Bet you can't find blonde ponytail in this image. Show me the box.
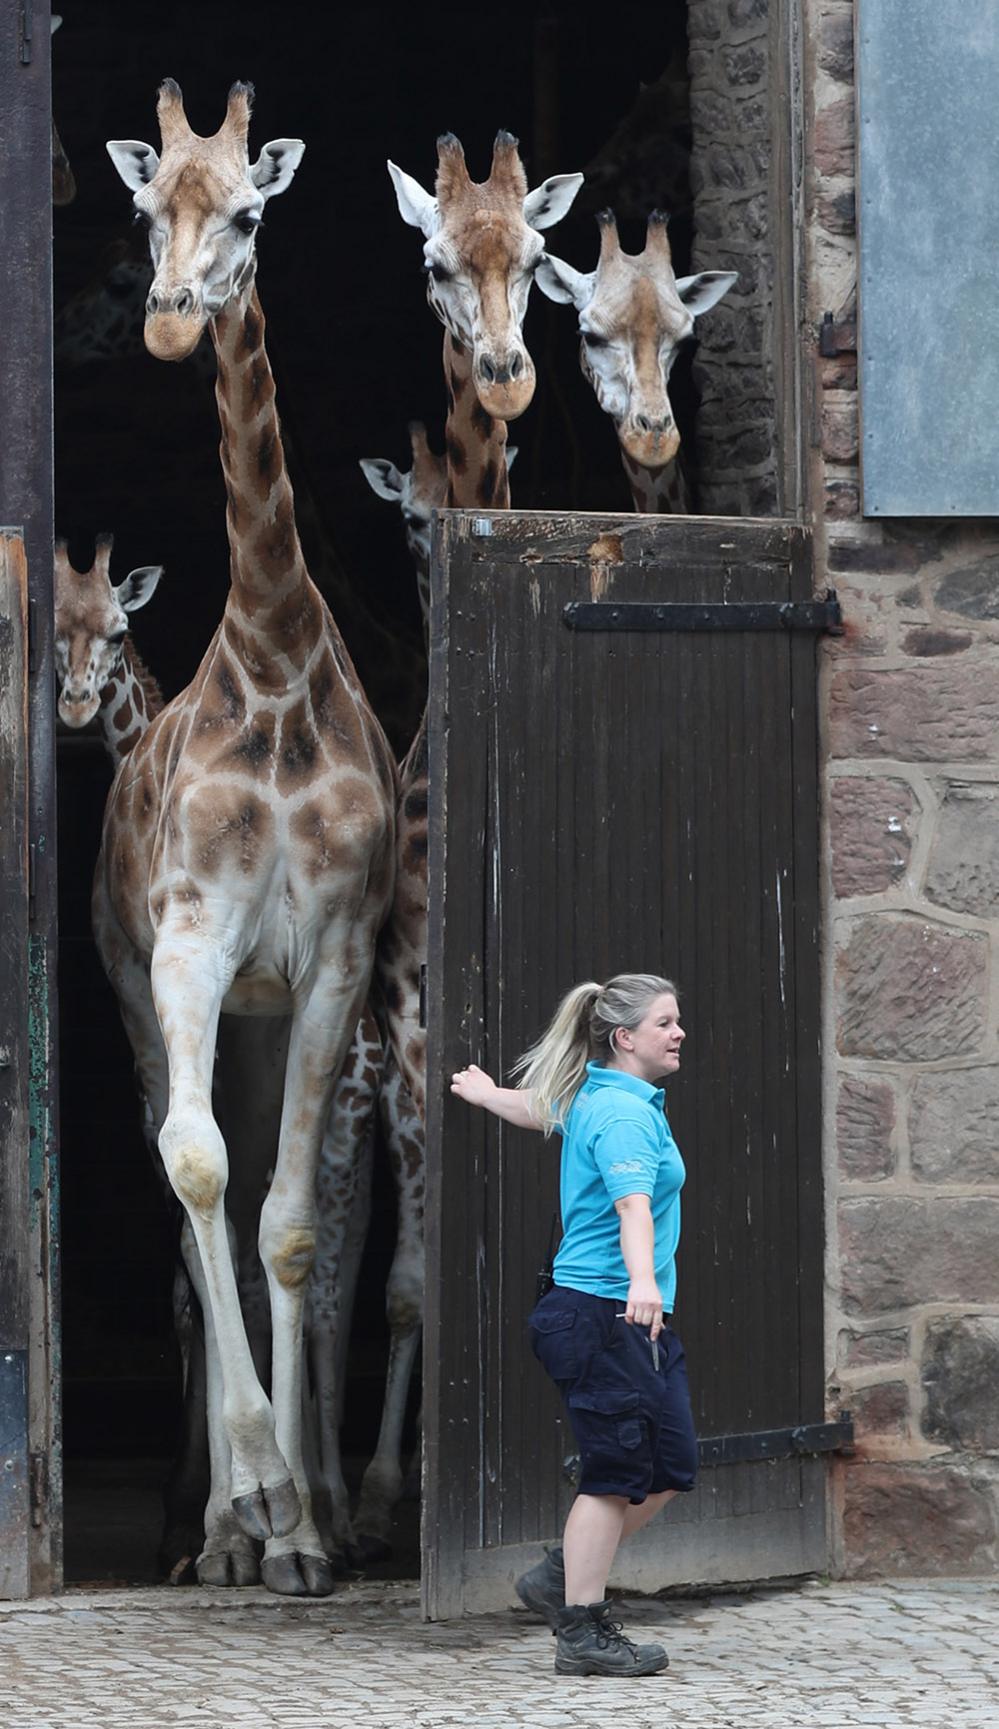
[512,971,678,1136]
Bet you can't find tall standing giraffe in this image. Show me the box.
[102,79,396,1597]
[537,209,737,513]
[381,133,582,1119]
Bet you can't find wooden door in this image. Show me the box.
[423,511,829,1617]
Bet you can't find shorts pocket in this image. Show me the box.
[569,1388,643,1452]
[529,1306,583,1380]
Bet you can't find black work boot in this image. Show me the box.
[514,1544,565,1628]
[554,1600,669,1677]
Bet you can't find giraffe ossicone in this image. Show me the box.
[536,208,737,508]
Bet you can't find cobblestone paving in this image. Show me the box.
[1,1576,998,1728]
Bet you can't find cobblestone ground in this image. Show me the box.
[2,1576,998,1729]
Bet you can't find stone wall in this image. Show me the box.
[806,0,999,1576]
[687,0,781,517]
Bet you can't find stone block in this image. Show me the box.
[922,1317,999,1453]
[836,917,988,1061]
[829,538,924,574]
[825,478,859,519]
[851,1380,909,1438]
[814,96,855,178]
[687,0,725,42]
[822,395,859,463]
[934,561,999,621]
[816,185,856,235]
[828,659,999,761]
[816,6,855,82]
[910,1067,999,1183]
[728,0,769,24]
[925,784,999,917]
[838,1327,910,1370]
[841,1463,996,1577]
[821,356,857,390]
[838,1197,999,1313]
[829,777,918,898]
[722,44,768,87]
[836,1075,896,1180]
[902,627,973,657]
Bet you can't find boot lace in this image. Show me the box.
[595,1612,637,1653]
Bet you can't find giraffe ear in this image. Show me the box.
[675,271,739,317]
[116,566,164,612]
[106,140,160,191]
[250,140,305,199]
[523,172,584,231]
[535,254,594,310]
[387,162,438,236]
[359,459,405,504]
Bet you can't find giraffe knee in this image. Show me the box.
[161,1115,227,1214]
[264,1225,317,1291]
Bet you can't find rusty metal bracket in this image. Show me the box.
[819,312,857,357]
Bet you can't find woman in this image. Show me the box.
[451,972,696,1679]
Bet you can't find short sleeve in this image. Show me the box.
[590,1108,662,1200]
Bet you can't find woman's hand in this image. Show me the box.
[449,1065,542,1129]
[450,1063,499,1109]
[624,1277,664,1339]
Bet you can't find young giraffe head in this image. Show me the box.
[388,133,582,420]
[537,210,737,468]
[54,536,163,727]
[360,422,516,621]
[106,80,304,362]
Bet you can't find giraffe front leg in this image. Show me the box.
[151,936,299,1544]
[257,975,369,1597]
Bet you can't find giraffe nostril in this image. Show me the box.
[480,356,497,384]
[510,352,524,380]
[146,290,160,316]
[175,288,194,317]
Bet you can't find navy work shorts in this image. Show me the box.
[527,1284,698,1504]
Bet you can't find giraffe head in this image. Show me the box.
[54,536,163,727]
[360,422,516,618]
[388,133,582,420]
[537,210,737,468]
[106,80,304,362]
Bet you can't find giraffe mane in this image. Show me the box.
[121,636,165,717]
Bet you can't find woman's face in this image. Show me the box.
[616,992,685,1083]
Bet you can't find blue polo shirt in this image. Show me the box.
[551,1062,685,1307]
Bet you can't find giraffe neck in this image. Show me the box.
[621,449,690,516]
[211,282,327,668]
[99,637,164,765]
[443,333,511,510]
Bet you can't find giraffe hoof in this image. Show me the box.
[232,1477,300,1541]
[353,1530,393,1566]
[197,1547,261,1588]
[260,1551,334,1597]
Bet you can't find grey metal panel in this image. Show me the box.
[858,3,999,515]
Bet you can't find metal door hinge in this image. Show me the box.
[29,1452,47,1528]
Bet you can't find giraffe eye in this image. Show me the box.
[428,263,452,284]
[107,630,127,646]
[132,208,152,229]
[233,211,262,236]
[582,331,608,349]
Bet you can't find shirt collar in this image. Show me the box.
[585,1060,665,1111]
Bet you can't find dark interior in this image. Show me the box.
[53,2,693,1584]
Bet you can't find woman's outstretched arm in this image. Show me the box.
[450,1063,541,1130]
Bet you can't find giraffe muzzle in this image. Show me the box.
[621,415,681,467]
[145,287,207,362]
[474,350,536,420]
[58,688,101,728]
